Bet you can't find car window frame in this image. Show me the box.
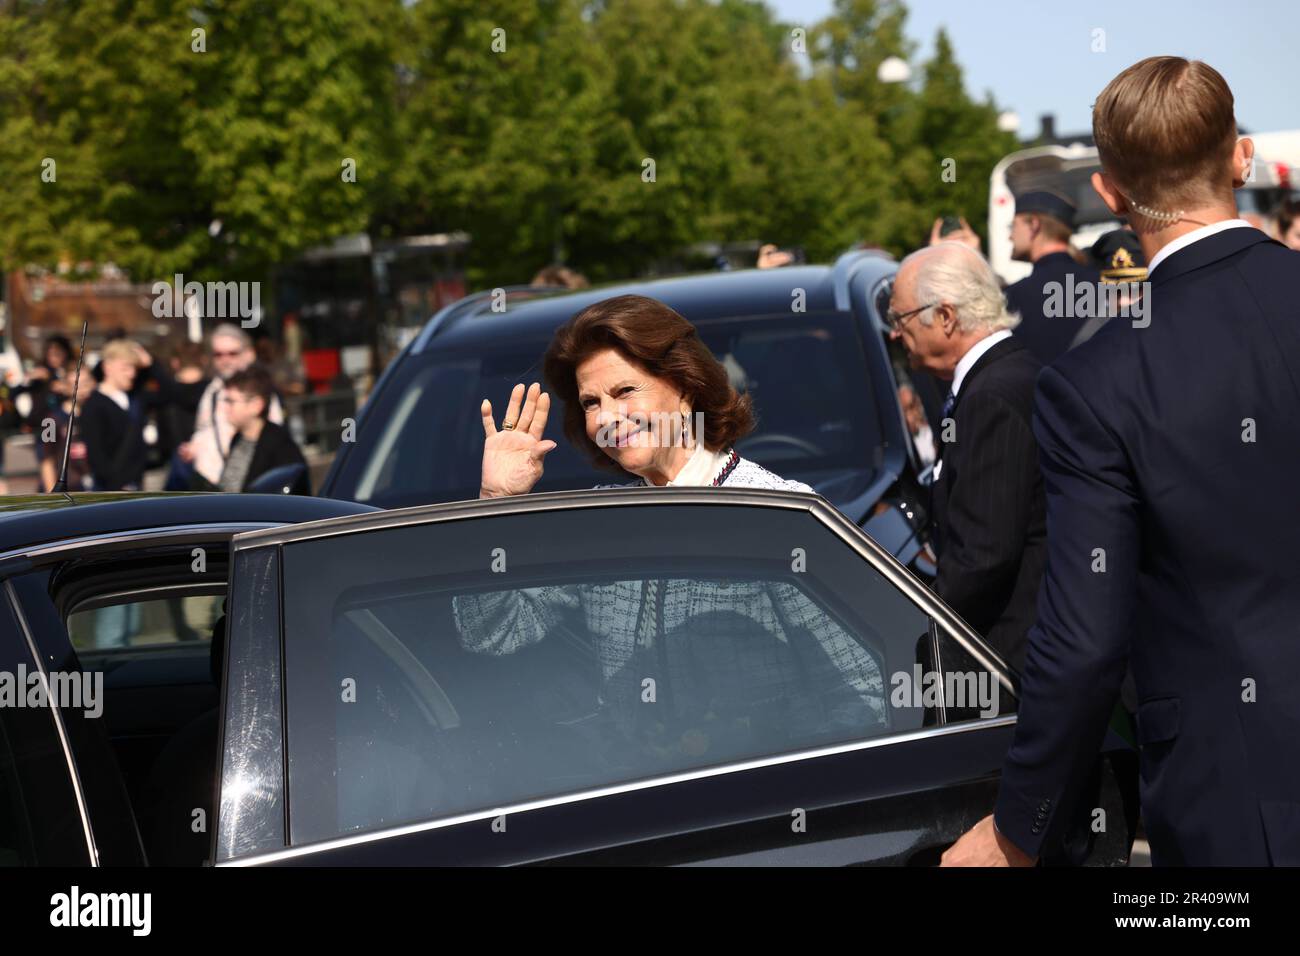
[217,488,1018,864]
[0,576,96,865]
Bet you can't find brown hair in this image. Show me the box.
[531,265,589,290]
[1092,57,1238,210]
[1030,213,1074,244]
[224,364,275,418]
[542,295,755,470]
[170,340,206,371]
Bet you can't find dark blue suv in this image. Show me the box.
[321,251,933,566]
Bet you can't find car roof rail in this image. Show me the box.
[411,285,571,354]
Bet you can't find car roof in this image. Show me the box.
[414,262,870,352]
[0,493,378,556]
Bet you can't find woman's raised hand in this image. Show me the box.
[479,382,558,498]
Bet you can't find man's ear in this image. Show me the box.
[1091,171,1127,217]
[1232,137,1255,189]
[937,303,959,335]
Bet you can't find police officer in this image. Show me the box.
[1004,191,1101,365]
[1063,228,1151,352]
[1090,227,1147,284]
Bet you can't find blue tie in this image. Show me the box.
[941,389,957,420]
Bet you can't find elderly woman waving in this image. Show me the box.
[478,294,813,495]
[457,294,886,754]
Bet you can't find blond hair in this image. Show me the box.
[1092,57,1238,211]
[100,339,140,365]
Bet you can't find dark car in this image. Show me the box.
[320,253,936,570]
[0,489,1136,866]
[0,492,376,867]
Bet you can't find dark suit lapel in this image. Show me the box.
[1150,227,1278,288]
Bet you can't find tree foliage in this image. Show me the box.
[0,0,1019,289]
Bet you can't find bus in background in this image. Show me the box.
[988,132,1299,284]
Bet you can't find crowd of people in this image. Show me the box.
[0,323,306,495]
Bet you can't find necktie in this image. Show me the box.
[941,389,957,420]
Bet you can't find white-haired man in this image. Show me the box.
[888,241,1046,673]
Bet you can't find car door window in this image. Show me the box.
[67,593,221,653]
[278,502,933,846]
[935,630,1017,723]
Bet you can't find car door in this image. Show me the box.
[0,576,94,865]
[0,523,275,867]
[215,488,1135,866]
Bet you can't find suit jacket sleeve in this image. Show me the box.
[993,364,1139,857]
[934,390,1037,628]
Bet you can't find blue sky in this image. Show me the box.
[766,0,1299,137]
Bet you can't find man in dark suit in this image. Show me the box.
[944,56,1300,867]
[1004,191,1101,366]
[889,241,1046,673]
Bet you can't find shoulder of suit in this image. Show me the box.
[968,338,1039,382]
[957,355,1040,425]
[1004,275,1031,301]
[1035,317,1134,409]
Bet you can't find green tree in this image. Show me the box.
[1,0,1021,291]
[0,0,404,282]
[810,3,1018,254]
[911,28,1019,248]
[390,0,624,286]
